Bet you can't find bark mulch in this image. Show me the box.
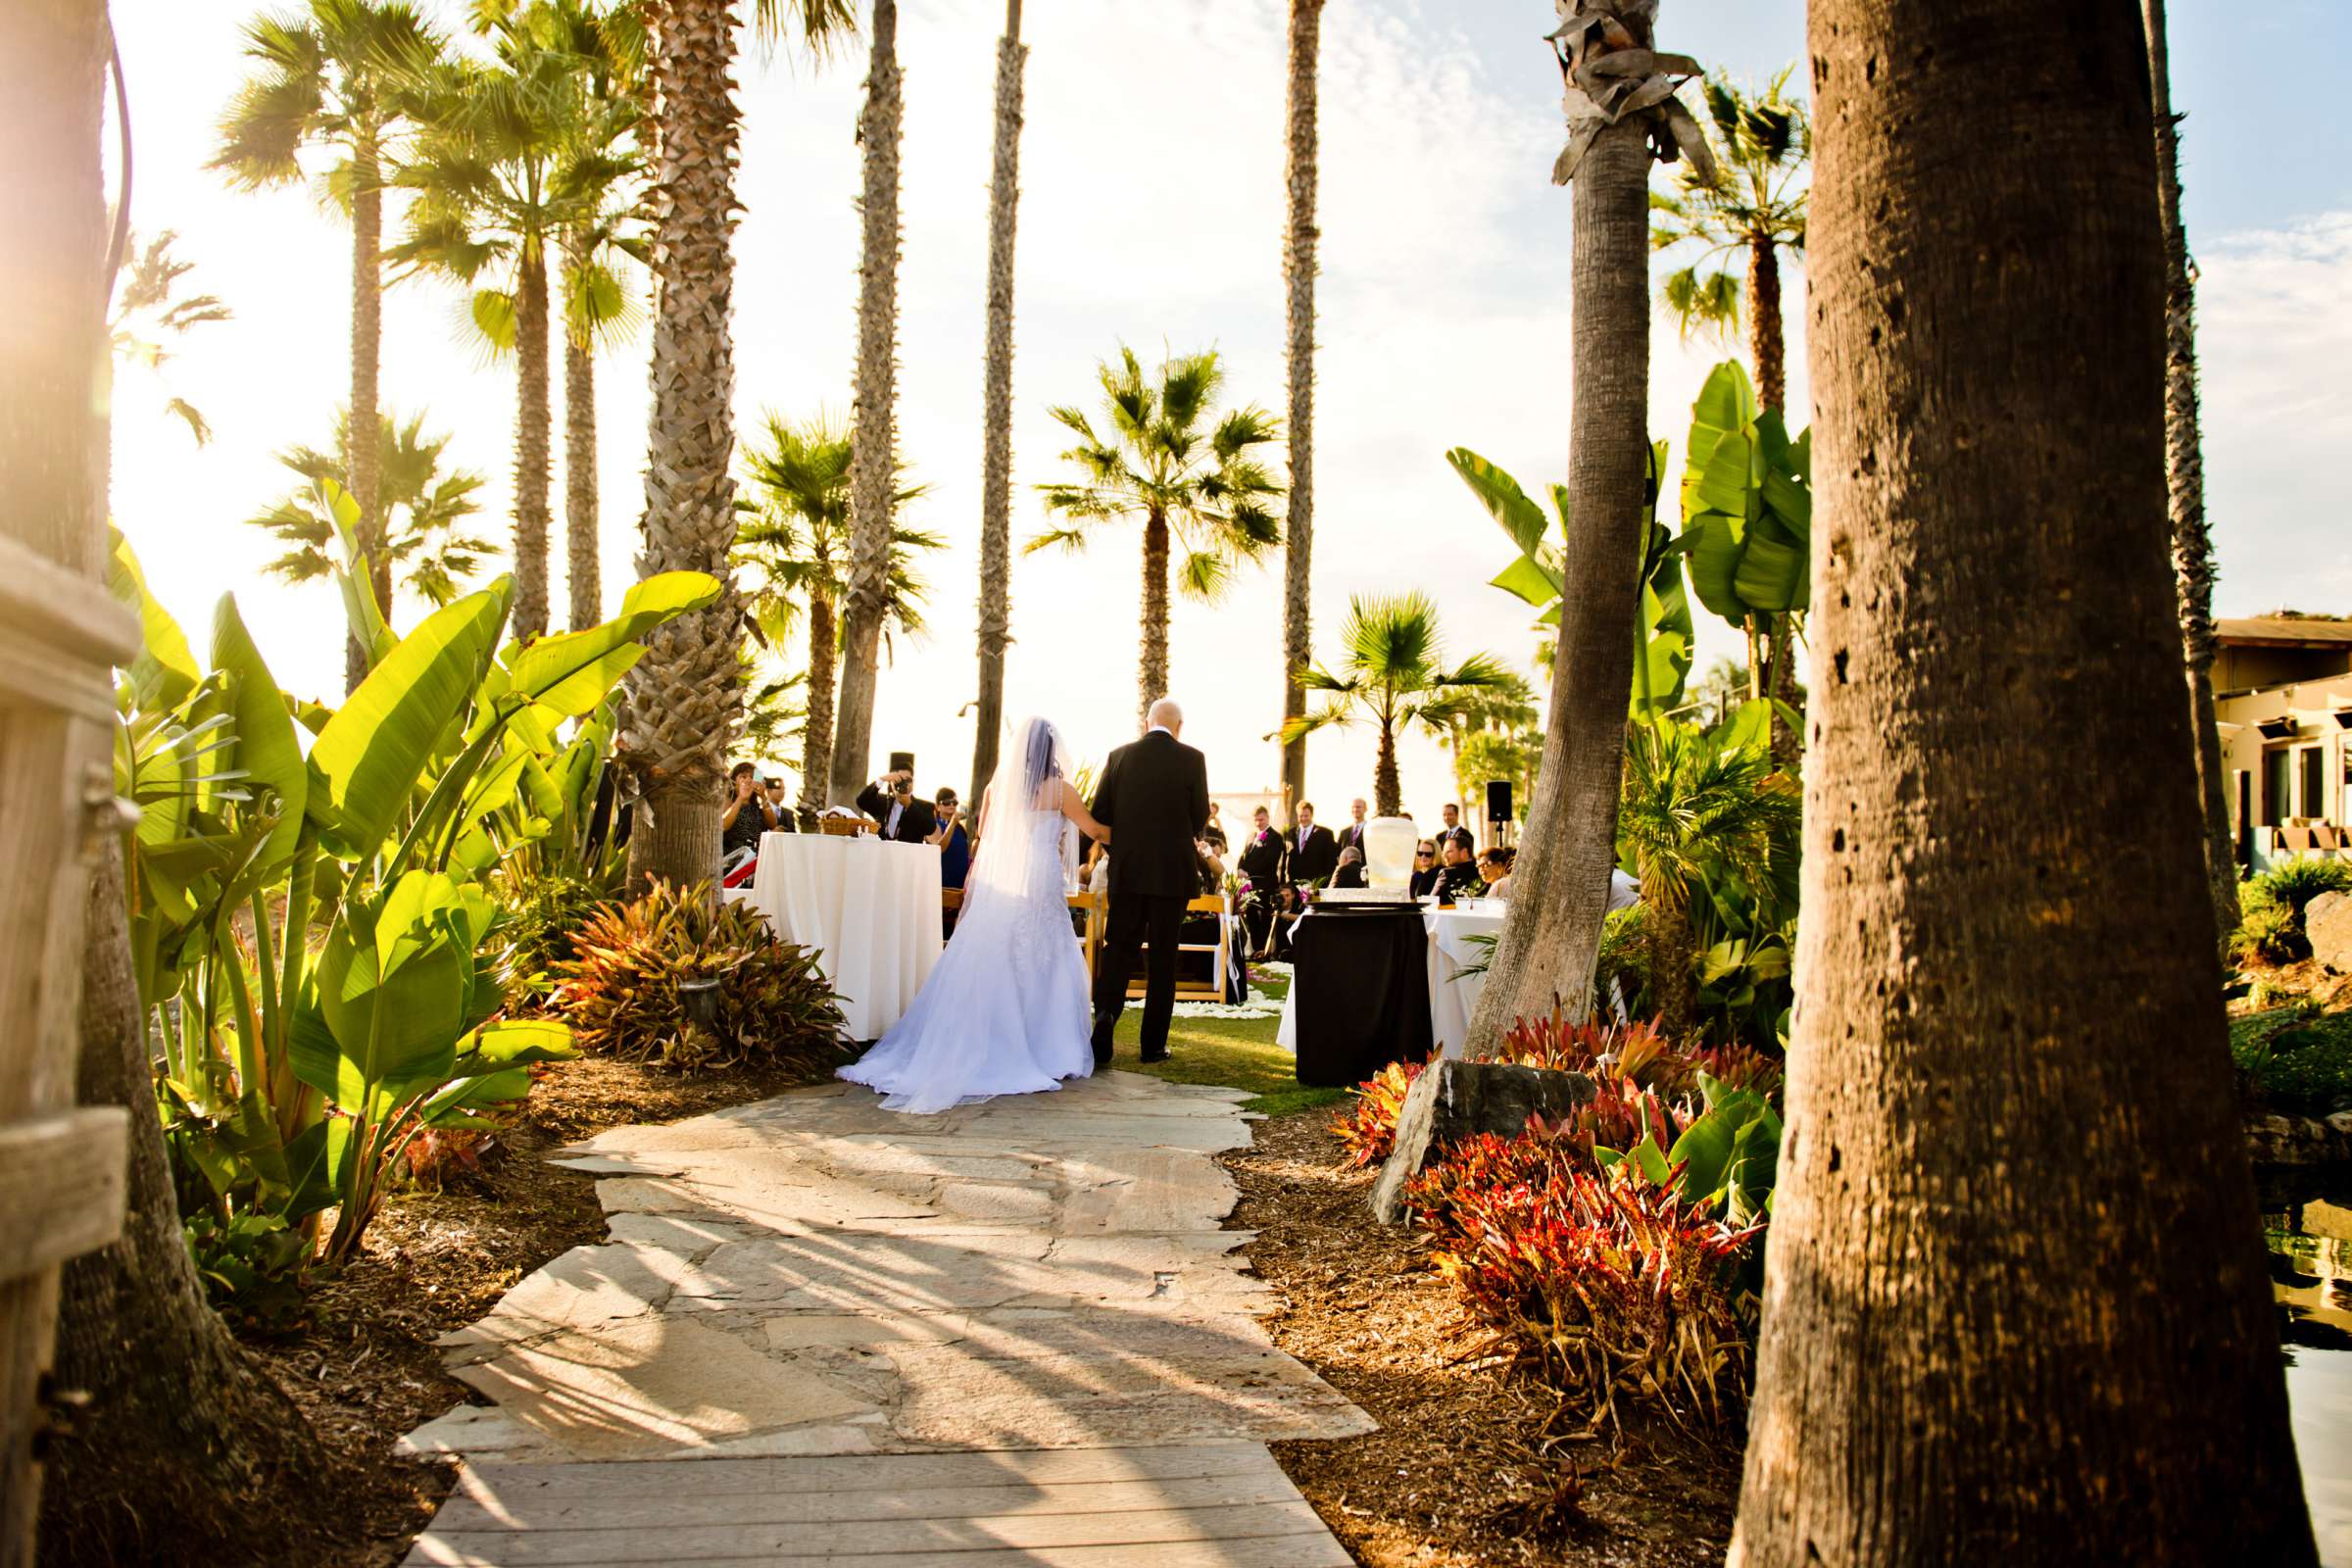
[243,1054,831,1568]
[1226,1107,1742,1567]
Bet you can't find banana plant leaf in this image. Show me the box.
[306,584,513,862]
[1446,447,1550,559]
[211,597,309,871]
[1681,365,1813,625]
[108,528,200,712]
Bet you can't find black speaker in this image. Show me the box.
[1486,779,1512,823]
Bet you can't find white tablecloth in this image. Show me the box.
[1425,906,1505,1060]
[744,833,942,1041]
[1276,903,1504,1059]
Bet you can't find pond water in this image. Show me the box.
[2268,1195,2352,1564]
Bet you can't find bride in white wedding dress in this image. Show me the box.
[839,716,1109,1113]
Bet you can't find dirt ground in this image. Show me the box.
[244,1054,831,1568]
[1226,1108,1743,1568]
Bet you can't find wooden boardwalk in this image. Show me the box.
[403,1443,1348,1567]
[396,1074,1368,1566]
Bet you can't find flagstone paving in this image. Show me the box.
[398,1071,1371,1566]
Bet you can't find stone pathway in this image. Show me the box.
[398,1071,1372,1566]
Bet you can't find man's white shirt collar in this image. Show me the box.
[1147,724,1173,737]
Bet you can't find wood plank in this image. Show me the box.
[443,1444,1278,1501]
[430,1471,1305,1534]
[406,1535,1353,1568]
[0,1107,126,1282]
[407,1500,1328,1564]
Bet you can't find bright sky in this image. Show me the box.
[106,0,2352,822]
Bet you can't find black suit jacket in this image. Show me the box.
[1289,824,1340,885]
[1434,823,1476,858]
[856,783,938,845]
[1236,829,1288,891]
[1089,730,1209,900]
[1337,820,1371,858]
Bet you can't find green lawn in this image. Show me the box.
[1108,974,1347,1117]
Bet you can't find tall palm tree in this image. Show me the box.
[1279,0,1324,821]
[1460,4,1712,1059]
[1647,69,1807,412]
[212,0,443,691]
[1278,593,1510,818]
[1031,346,1284,725]
[1731,0,2312,1559]
[1614,722,1797,1040]
[1418,665,1540,793]
[542,0,651,632]
[108,230,232,446]
[2144,0,2236,941]
[390,6,640,640]
[826,0,906,808]
[620,0,855,892]
[737,412,940,818]
[23,7,330,1556]
[967,0,1027,818]
[245,408,495,612]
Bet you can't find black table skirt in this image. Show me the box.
[1291,906,1433,1088]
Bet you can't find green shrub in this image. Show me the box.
[500,871,614,998]
[2253,858,2352,919]
[2231,1004,2352,1115]
[2230,887,2302,966]
[553,880,848,1073]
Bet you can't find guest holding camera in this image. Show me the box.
[928,786,970,887]
[857,768,939,845]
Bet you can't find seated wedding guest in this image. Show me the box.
[721,760,775,871]
[1408,840,1444,898]
[1331,845,1367,890]
[1289,802,1340,886]
[1608,865,1641,913]
[762,774,798,831]
[1268,882,1305,960]
[856,766,939,844]
[1437,839,1483,903]
[1434,802,1476,859]
[1477,846,1515,900]
[929,786,971,887]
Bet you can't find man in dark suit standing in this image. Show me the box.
[1289,802,1340,886]
[1433,802,1477,859]
[1337,798,1371,859]
[1089,698,1210,1066]
[856,768,939,844]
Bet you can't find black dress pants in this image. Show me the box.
[1091,892,1186,1062]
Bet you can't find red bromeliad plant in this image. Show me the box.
[1331,1059,1426,1167]
[1415,1153,1761,1432]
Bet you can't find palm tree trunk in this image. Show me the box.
[621,0,747,895]
[969,0,1025,815]
[2144,0,2237,941]
[512,244,553,640]
[1746,232,1785,414]
[828,0,904,808]
[1731,1,2310,1559]
[800,594,836,819]
[347,140,384,693]
[1278,0,1323,817]
[1139,505,1171,726]
[564,237,601,632]
[1461,120,1652,1056]
[1767,612,1798,765]
[1641,884,1696,1042]
[45,850,340,1567]
[1373,718,1400,818]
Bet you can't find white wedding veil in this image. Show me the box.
[965,715,1078,905]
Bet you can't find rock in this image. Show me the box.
[2309,890,2352,971]
[2245,1109,2352,1168]
[1369,1057,1596,1223]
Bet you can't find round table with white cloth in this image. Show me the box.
[744,833,942,1041]
[1424,906,1505,1059]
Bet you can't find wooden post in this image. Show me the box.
[0,2,135,1556]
